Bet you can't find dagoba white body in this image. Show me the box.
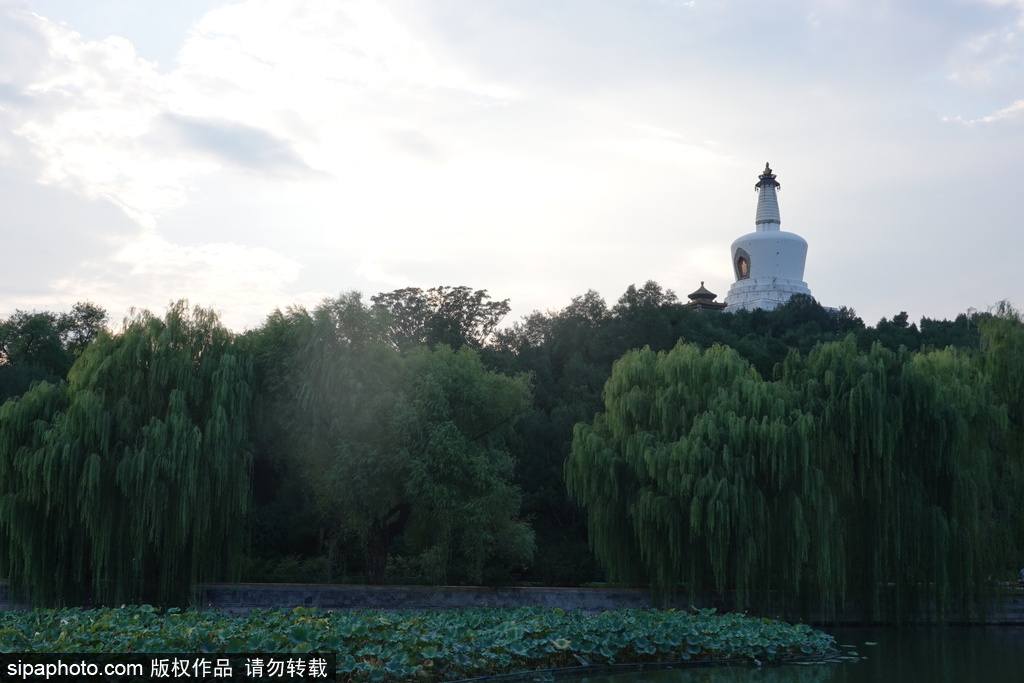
[724,163,813,312]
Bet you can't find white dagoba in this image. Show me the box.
[724,163,813,312]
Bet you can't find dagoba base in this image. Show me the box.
[723,276,812,312]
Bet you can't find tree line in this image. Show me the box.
[0,284,1017,618]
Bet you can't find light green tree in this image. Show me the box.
[568,333,1018,620]
[566,342,838,608]
[785,337,1007,620]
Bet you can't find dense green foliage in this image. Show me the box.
[0,605,838,680]
[0,302,107,403]
[566,305,1024,620]
[249,293,534,585]
[0,283,1014,619]
[0,302,254,606]
[370,286,511,353]
[491,286,986,588]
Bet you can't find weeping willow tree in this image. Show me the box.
[568,333,1019,621]
[783,337,1008,621]
[0,302,254,606]
[566,343,841,612]
[976,301,1024,584]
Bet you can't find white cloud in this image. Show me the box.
[967,0,1024,8]
[7,0,522,232]
[1,0,528,328]
[183,0,519,99]
[163,0,524,196]
[354,254,410,292]
[943,98,1024,123]
[947,28,1023,85]
[605,123,738,169]
[2,0,1024,333]
[7,18,188,229]
[50,233,312,331]
[984,98,1024,120]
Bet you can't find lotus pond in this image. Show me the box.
[0,605,838,680]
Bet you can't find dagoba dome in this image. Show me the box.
[724,163,814,311]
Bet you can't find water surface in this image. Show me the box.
[557,626,1024,683]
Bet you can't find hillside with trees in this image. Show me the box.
[0,285,1017,619]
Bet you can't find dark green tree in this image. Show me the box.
[0,302,108,403]
[0,311,66,371]
[57,302,108,357]
[919,312,982,351]
[866,311,922,352]
[0,302,253,606]
[609,281,681,353]
[253,293,534,584]
[370,286,510,353]
[490,290,617,585]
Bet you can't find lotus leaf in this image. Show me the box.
[0,605,836,680]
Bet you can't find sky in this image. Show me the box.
[1,0,1023,332]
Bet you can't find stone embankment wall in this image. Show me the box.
[196,584,660,615]
[4,581,1024,625]
[196,583,1024,625]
